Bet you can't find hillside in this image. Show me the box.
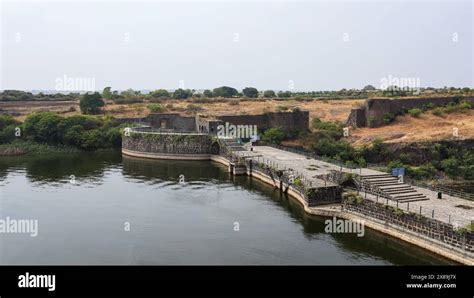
[348,110,474,146]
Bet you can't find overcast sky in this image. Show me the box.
[1,0,472,91]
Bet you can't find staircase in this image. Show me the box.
[220,138,247,152]
[359,173,429,203]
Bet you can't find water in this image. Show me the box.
[0,152,454,265]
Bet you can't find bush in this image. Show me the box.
[431,107,445,116]
[383,113,396,124]
[408,108,422,118]
[80,92,104,115]
[242,87,258,98]
[367,116,377,127]
[262,127,286,144]
[213,86,238,98]
[203,89,213,98]
[263,90,276,98]
[186,104,202,113]
[277,91,292,98]
[172,89,192,99]
[151,89,170,98]
[148,104,165,113]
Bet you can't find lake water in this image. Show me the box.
[0,152,454,265]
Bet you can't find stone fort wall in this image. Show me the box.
[127,110,310,134]
[122,132,214,156]
[347,96,474,127]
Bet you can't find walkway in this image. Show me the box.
[234,146,474,227]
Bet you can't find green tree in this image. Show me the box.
[80,92,104,115]
[172,88,192,99]
[151,89,170,98]
[212,86,238,98]
[242,87,258,98]
[262,127,286,144]
[203,89,213,98]
[263,90,276,98]
[102,87,112,99]
[277,91,292,98]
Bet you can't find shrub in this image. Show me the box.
[408,108,422,118]
[262,127,286,144]
[263,90,276,98]
[148,104,165,113]
[172,89,192,99]
[186,104,202,113]
[151,89,170,98]
[213,86,238,98]
[431,107,445,116]
[383,113,396,124]
[242,87,258,98]
[80,92,104,115]
[367,116,377,127]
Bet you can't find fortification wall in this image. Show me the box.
[347,96,474,127]
[218,110,309,133]
[145,113,196,132]
[122,132,214,156]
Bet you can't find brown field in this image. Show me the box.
[2,98,473,146]
[348,110,474,146]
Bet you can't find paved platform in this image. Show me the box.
[235,146,474,227]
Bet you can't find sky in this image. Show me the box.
[1,0,473,91]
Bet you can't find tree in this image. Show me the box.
[362,85,376,91]
[212,86,238,98]
[263,90,276,98]
[102,87,112,99]
[203,89,213,98]
[172,88,192,99]
[277,91,292,98]
[242,87,258,98]
[151,89,170,98]
[80,92,104,115]
[262,127,286,144]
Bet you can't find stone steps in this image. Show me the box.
[359,174,429,203]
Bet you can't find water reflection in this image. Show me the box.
[0,152,456,265]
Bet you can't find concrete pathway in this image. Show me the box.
[235,146,474,227]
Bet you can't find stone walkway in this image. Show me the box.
[235,146,474,227]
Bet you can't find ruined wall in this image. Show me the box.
[122,132,214,155]
[145,113,196,132]
[347,96,474,127]
[346,107,366,128]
